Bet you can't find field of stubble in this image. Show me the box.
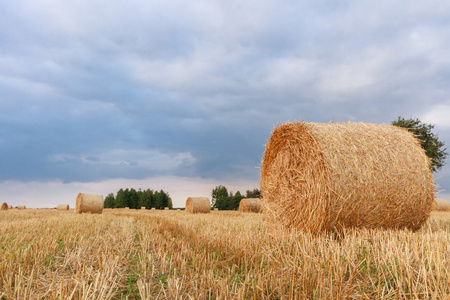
[0,209,449,299]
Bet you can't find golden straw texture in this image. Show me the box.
[0,203,7,211]
[432,198,450,211]
[239,198,262,213]
[56,204,69,210]
[185,197,211,213]
[260,122,435,234]
[75,193,103,214]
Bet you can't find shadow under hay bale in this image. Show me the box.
[75,193,103,214]
[0,203,8,211]
[260,122,435,234]
[56,204,69,210]
[239,198,262,213]
[185,197,211,214]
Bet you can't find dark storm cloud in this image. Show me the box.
[1,0,450,196]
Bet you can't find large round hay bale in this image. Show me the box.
[75,193,103,214]
[432,198,450,211]
[18,205,26,210]
[56,204,69,210]
[185,197,211,213]
[0,203,8,211]
[261,122,435,234]
[239,198,262,213]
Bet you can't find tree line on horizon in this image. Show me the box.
[104,188,173,209]
[211,186,261,210]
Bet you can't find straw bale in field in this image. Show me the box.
[56,204,69,210]
[8,205,12,209]
[214,208,219,211]
[260,122,435,234]
[164,207,169,210]
[75,193,103,214]
[18,205,26,210]
[0,203,8,211]
[151,207,156,210]
[185,197,211,213]
[239,198,262,213]
[432,198,450,211]
[141,207,146,210]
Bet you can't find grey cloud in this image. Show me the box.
[0,0,449,194]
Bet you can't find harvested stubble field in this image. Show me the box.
[0,209,449,299]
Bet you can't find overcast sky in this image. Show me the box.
[1,1,450,208]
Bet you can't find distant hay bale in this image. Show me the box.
[141,207,146,210]
[185,197,211,214]
[56,204,69,210]
[125,207,129,210]
[432,198,450,211]
[8,205,12,209]
[151,208,156,210]
[164,207,169,210]
[0,203,8,211]
[239,198,262,213]
[18,205,26,210]
[75,193,103,214]
[214,208,219,211]
[261,122,435,234]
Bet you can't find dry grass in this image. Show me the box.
[0,209,449,299]
[261,122,435,234]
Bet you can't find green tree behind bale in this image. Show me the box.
[105,188,172,209]
[245,188,261,198]
[212,186,251,210]
[212,185,230,210]
[392,117,448,172]
[104,193,116,208]
[230,191,244,209]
